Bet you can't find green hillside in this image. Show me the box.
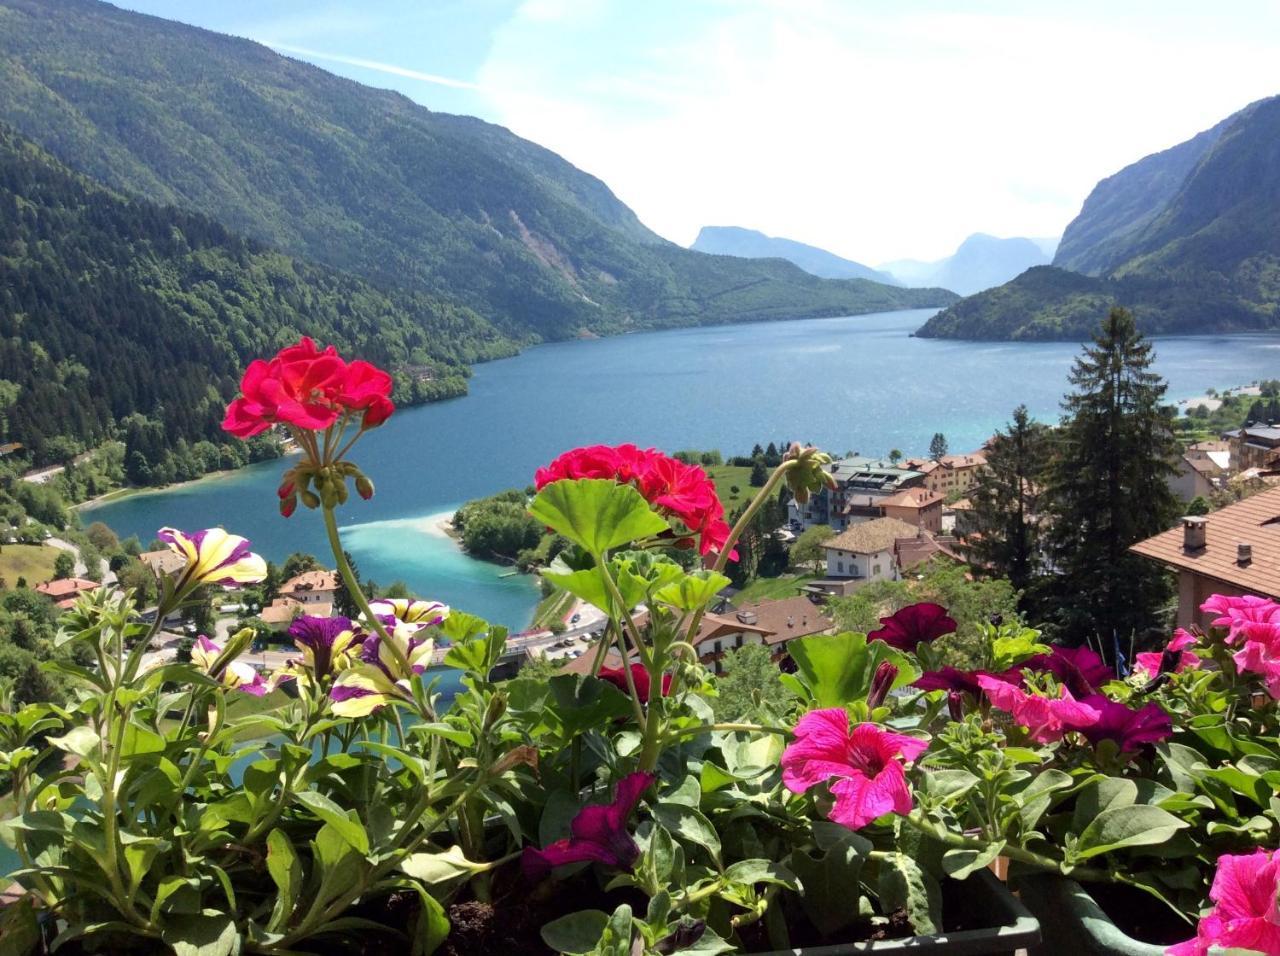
[0,0,954,342]
[0,125,514,465]
[921,95,1280,340]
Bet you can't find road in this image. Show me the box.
[20,451,96,485]
[46,536,116,584]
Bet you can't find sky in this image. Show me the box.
[116,1,1280,263]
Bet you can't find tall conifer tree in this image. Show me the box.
[964,405,1049,592]
[1044,308,1180,645]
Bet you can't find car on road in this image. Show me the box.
[570,613,581,624]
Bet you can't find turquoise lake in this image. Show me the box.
[85,308,1280,629]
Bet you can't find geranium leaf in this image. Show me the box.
[786,632,919,708]
[529,479,668,557]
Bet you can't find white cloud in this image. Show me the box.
[475,1,1280,262]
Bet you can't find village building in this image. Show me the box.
[878,487,944,534]
[1130,485,1280,628]
[1229,426,1280,473]
[260,569,339,629]
[787,457,927,532]
[1168,454,1224,503]
[139,548,187,577]
[559,595,834,676]
[35,577,101,610]
[902,451,988,497]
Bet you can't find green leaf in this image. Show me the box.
[540,910,611,955]
[410,888,450,956]
[941,843,1004,880]
[529,479,669,557]
[47,725,100,759]
[786,631,920,708]
[1071,777,1138,834]
[723,859,798,889]
[161,912,241,956]
[651,803,721,866]
[653,571,733,613]
[541,564,612,614]
[400,846,497,885]
[877,852,942,936]
[265,830,301,933]
[788,828,870,936]
[292,791,369,854]
[0,896,41,956]
[1074,805,1188,860]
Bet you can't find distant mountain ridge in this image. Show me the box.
[920,95,1280,340]
[0,0,954,343]
[690,226,899,284]
[881,233,1054,296]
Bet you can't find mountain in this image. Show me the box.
[880,233,1054,295]
[0,0,954,343]
[690,226,899,284]
[920,95,1280,340]
[0,124,513,465]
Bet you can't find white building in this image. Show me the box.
[822,517,919,583]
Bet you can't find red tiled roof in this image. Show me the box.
[879,488,945,510]
[36,577,99,598]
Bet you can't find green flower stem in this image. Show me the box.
[902,811,1115,883]
[594,559,650,729]
[321,502,420,707]
[663,721,791,743]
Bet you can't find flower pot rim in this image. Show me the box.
[749,869,1041,955]
[1015,873,1168,956]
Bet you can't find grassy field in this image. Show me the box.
[706,465,756,511]
[0,544,59,587]
[732,574,816,604]
[532,589,574,630]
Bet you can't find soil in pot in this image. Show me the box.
[1083,881,1195,947]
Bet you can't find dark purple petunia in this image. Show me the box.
[288,615,357,679]
[914,665,1020,695]
[1022,645,1111,697]
[866,661,899,708]
[867,602,957,652]
[522,772,656,881]
[1074,695,1172,753]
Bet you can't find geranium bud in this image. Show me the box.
[783,443,836,505]
[947,689,965,722]
[867,661,898,709]
[355,475,374,500]
[300,489,321,510]
[279,494,298,518]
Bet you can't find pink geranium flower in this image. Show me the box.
[1075,695,1172,753]
[781,709,928,830]
[977,676,1101,744]
[867,602,957,652]
[1167,848,1280,956]
[1021,644,1112,697]
[522,772,656,880]
[1134,629,1200,680]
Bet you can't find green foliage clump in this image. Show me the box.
[453,489,545,562]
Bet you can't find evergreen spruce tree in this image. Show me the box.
[963,405,1049,592]
[929,432,949,460]
[1044,308,1180,646]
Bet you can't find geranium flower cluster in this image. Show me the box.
[1205,594,1280,699]
[222,337,394,438]
[535,444,736,558]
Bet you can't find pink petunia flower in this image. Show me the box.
[867,602,957,653]
[1201,594,1280,645]
[522,772,656,880]
[1134,629,1201,680]
[1233,631,1280,700]
[1075,695,1172,753]
[977,676,1101,744]
[781,709,928,830]
[914,665,1021,696]
[1166,848,1280,956]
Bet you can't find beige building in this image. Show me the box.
[903,451,988,497]
[879,487,944,534]
[1131,486,1280,627]
[261,569,340,629]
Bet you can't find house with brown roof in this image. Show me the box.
[879,487,944,534]
[1130,485,1280,627]
[1169,455,1223,502]
[1229,426,1280,472]
[904,451,988,497]
[139,549,187,577]
[260,569,339,629]
[558,595,834,676]
[820,518,920,590]
[35,577,101,610]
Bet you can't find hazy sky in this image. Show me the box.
[117,1,1280,263]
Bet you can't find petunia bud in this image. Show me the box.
[355,475,374,500]
[867,661,898,709]
[947,689,965,722]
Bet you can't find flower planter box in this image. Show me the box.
[752,870,1041,955]
[1014,874,1167,956]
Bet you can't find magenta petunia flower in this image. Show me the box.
[1166,848,1280,956]
[1075,695,1172,753]
[867,602,957,652]
[914,665,1021,696]
[1134,629,1200,680]
[977,676,1100,744]
[522,772,656,880]
[1021,644,1112,697]
[781,709,928,830]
